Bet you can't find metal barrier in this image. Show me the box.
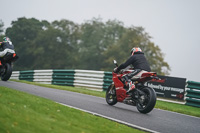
[10,69,200,107]
[10,69,113,90]
[20,70,34,81]
[34,70,53,84]
[186,81,200,107]
[52,70,75,86]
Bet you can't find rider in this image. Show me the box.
[114,47,151,93]
[0,37,15,67]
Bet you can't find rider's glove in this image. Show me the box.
[113,67,118,73]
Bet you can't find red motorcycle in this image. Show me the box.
[106,60,159,114]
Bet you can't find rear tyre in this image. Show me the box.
[136,87,156,114]
[1,63,12,81]
[106,84,117,105]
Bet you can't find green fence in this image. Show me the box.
[11,69,113,90]
[10,69,200,107]
[52,69,75,86]
[186,81,200,107]
[19,70,34,82]
[103,72,113,90]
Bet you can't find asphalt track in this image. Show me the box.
[1,81,200,133]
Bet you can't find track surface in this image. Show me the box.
[1,81,200,133]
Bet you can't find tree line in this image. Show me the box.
[0,17,170,75]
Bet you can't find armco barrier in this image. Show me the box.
[10,71,20,80]
[20,70,34,81]
[10,69,113,90]
[52,70,75,86]
[186,81,200,107]
[34,70,53,84]
[74,70,111,89]
[10,69,200,107]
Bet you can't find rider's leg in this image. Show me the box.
[127,81,135,92]
[125,69,142,93]
[0,50,7,58]
[121,75,129,89]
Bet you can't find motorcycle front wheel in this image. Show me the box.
[136,87,157,114]
[1,63,12,81]
[106,84,117,105]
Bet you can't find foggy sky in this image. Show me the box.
[1,0,200,81]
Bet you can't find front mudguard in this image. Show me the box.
[106,84,118,105]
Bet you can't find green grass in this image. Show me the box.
[11,80,200,117]
[155,100,200,117]
[0,86,144,133]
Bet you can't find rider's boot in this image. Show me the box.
[126,81,135,94]
[124,81,129,90]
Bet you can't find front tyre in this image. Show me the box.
[136,87,156,114]
[1,63,12,81]
[106,84,117,105]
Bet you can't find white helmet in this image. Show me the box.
[131,47,142,55]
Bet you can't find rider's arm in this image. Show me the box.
[116,56,134,72]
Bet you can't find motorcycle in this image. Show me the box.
[0,52,18,81]
[106,60,160,114]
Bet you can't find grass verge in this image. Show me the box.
[11,80,200,117]
[0,86,144,133]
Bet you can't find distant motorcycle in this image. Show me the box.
[0,52,18,81]
[106,60,160,114]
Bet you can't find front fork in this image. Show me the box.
[109,84,116,94]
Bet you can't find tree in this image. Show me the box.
[5,17,170,75]
[29,19,80,69]
[5,17,81,70]
[103,26,170,75]
[51,19,81,69]
[78,18,126,70]
[6,17,50,70]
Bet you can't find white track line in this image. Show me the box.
[57,102,159,133]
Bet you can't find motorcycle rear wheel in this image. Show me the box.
[1,63,12,81]
[106,84,117,105]
[136,87,156,114]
